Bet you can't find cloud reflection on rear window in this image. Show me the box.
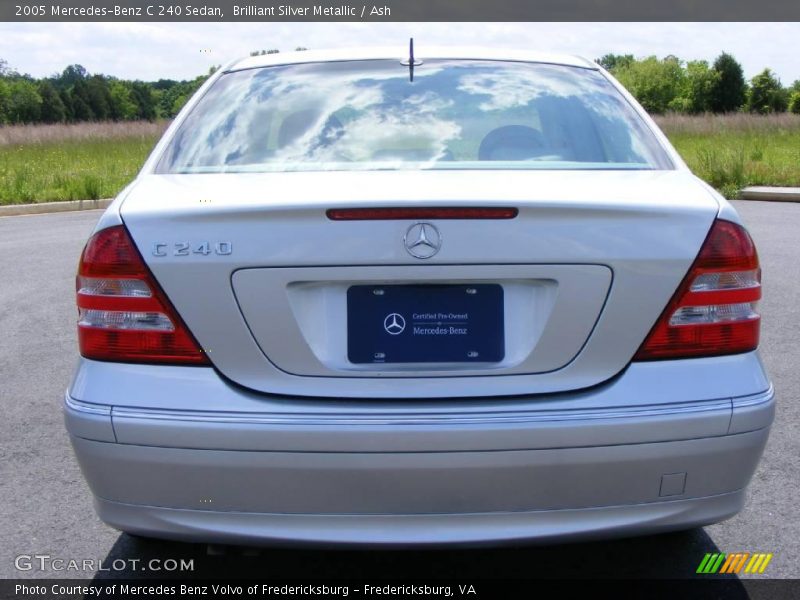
[157,60,673,173]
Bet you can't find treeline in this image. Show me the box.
[599,52,800,115]
[1,50,799,126]
[0,59,213,125]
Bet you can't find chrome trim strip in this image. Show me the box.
[111,399,732,427]
[64,393,112,416]
[731,385,774,408]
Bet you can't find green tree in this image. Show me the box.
[596,54,634,72]
[154,81,182,118]
[86,75,112,120]
[748,68,788,113]
[678,60,721,113]
[0,78,11,123]
[789,91,800,115]
[154,73,210,118]
[613,56,685,114]
[108,80,138,120]
[72,95,93,120]
[58,88,74,121]
[38,80,66,122]
[710,52,747,112]
[58,64,88,87]
[151,78,178,90]
[171,93,191,115]
[0,58,14,77]
[71,79,94,120]
[7,79,42,123]
[128,81,156,120]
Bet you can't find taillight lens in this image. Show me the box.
[76,225,209,365]
[634,219,761,361]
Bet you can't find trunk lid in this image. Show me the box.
[119,169,718,398]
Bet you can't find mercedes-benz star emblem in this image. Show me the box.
[383,313,406,335]
[404,222,441,259]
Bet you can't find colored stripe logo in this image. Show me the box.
[697,553,773,574]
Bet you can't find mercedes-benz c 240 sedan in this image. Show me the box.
[65,47,774,545]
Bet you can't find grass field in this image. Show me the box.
[1,115,799,204]
[0,121,167,204]
[655,113,800,199]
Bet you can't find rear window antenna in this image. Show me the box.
[401,37,423,82]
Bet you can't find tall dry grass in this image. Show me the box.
[654,112,800,136]
[0,120,170,146]
[3,113,798,144]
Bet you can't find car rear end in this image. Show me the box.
[65,48,774,545]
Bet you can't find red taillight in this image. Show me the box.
[76,225,209,365]
[634,219,761,361]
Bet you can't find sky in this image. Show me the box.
[1,22,798,84]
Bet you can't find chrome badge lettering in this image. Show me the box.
[152,242,232,257]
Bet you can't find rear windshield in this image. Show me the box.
[157,60,673,173]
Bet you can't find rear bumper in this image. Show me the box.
[65,353,775,545]
[93,491,747,547]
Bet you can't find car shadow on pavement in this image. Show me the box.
[92,528,747,594]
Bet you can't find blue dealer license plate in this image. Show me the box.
[347,284,504,364]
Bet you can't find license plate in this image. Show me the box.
[347,284,504,364]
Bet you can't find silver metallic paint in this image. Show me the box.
[67,51,774,544]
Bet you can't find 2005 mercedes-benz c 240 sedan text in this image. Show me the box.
[65,47,774,546]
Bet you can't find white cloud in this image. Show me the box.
[0,22,798,84]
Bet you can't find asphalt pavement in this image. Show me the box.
[0,201,797,584]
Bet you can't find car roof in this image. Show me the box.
[227,46,598,72]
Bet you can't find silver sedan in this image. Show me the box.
[65,47,774,546]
